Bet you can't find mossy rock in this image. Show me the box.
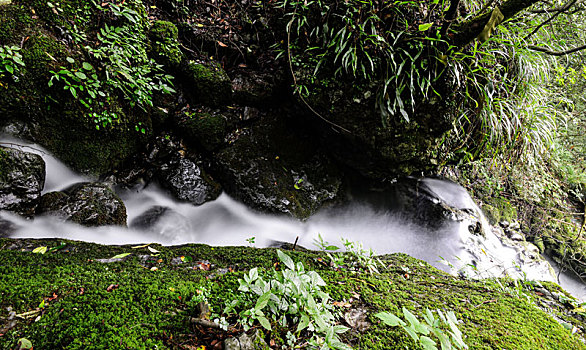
[0,3,34,45]
[482,196,518,224]
[182,60,231,107]
[0,238,585,349]
[179,111,227,152]
[37,182,127,226]
[215,113,342,219]
[148,20,183,68]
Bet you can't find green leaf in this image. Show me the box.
[277,250,295,270]
[297,314,310,332]
[32,246,48,254]
[38,299,45,309]
[5,64,13,74]
[404,325,419,342]
[16,338,33,350]
[418,23,433,31]
[374,312,405,327]
[74,71,87,80]
[255,291,271,311]
[109,253,131,259]
[66,57,75,64]
[13,56,24,66]
[256,315,272,330]
[420,336,438,350]
[82,62,93,70]
[249,267,258,281]
[70,87,77,99]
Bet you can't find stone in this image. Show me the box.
[130,206,192,239]
[215,114,342,219]
[0,147,45,217]
[223,330,270,350]
[37,182,127,226]
[183,60,232,107]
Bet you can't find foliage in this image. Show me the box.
[314,234,384,273]
[276,0,443,124]
[375,308,468,350]
[234,250,351,350]
[0,45,25,79]
[44,0,175,129]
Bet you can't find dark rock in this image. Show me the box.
[37,182,127,226]
[145,135,222,205]
[0,147,45,217]
[231,70,284,107]
[392,177,483,231]
[130,206,192,238]
[215,113,342,219]
[179,111,227,152]
[182,60,232,107]
[159,157,221,205]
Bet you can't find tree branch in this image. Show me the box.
[524,0,580,40]
[527,44,586,55]
[451,0,541,47]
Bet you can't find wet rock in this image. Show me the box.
[131,135,221,206]
[0,147,45,217]
[37,182,127,226]
[392,177,483,232]
[158,157,221,205]
[130,206,192,240]
[148,20,183,68]
[215,114,342,219]
[223,330,270,350]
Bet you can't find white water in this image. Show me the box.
[2,135,586,300]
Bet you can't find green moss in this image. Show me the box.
[0,239,584,350]
[148,20,182,68]
[183,61,231,107]
[20,34,67,83]
[181,112,226,151]
[482,197,518,224]
[0,4,34,45]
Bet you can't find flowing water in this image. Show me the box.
[2,135,586,300]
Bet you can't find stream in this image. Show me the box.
[2,135,586,301]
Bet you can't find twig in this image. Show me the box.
[189,317,222,329]
[293,236,299,251]
[473,299,497,308]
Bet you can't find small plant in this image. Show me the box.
[234,250,352,350]
[375,308,468,350]
[0,45,25,78]
[245,236,256,247]
[313,234,384,273]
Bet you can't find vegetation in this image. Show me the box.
[1,238,586,349]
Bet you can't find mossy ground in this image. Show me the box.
[0,238,584,349]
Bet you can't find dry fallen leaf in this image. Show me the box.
[106,284,119,292]
[217,41,228,47]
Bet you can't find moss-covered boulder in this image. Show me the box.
[148,20,183,68]
[37,182,127,226]
[178,111,227,152]
[0,238,585,349]
[0,147,45,217]
[182,60,232,107]
[215,113,342,219]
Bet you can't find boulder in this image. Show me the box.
[0,147,45,217]
[37,182,127,226]
[215,113,342,219]
[158,157,221,205]
[146,135,222,205]
[130,206,192,240]
[182,60,232,107]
